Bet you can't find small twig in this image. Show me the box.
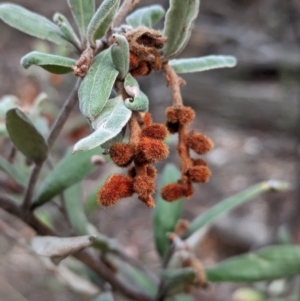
[22,163,42,210]
[114,0,141,27]
[47,78,82,149]
[162,63,185,107]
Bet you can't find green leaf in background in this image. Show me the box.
[169,56,237,73]
[74,96,132,152]
[87,0,120,47]
[184,180,290,239]
[53,13,81,49]
[93,292,115,301]
[0,3,72,48]
[78,48,119,121]
[206,245,300,282]
[34,147,101,207]
[126,5,165,28]
[124,74,149,112]
[21,51,76,74]
[64,183,89,235]
[0,156,26,186]
[111,34,129,80]
[173,294,195,301]
[67,0,95,42]
[153,163,184,258]
[6,108,48,164]
[163,0,199,58]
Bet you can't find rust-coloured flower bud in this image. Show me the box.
[147,165,157,178]
[139,195,156,208]
[142,123,168,140]
[187,132,214,155]
[135,137,169,165]
[192,158,207,167]
[110,143,134,167]
[187,166,211,183]
[177,107,195,125]
[183,183,194,198]
[128,166,136,178]
[133,175,155,198]
[166,107,179,123]
[97,174,134,206]
[161,183,186,202]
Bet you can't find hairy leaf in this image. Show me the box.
[206,245,300,282]
[34,148,101,207]
[169,56,237,73]
[65,183,89,235]
[78,48,119,121]
[111,34,129,80]
[0,95,18,119]
[74,96,132,152]
[126,5,165,28]
[6,108,48,164]
[0,156,26,186]
[163,0,199,58]
[53,13,81,49]
[100,128,125,154]
[124,74,149,112]
[21,51,76,74]
[184,181,289,238]
[0,3,72,48]
[87,0,120,47]
[67,0,95,41]
[153,164,184,258]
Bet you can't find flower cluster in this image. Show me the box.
[161,106,214,202]
[98,113,169,207]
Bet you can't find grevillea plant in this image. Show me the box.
[0,1,297,301]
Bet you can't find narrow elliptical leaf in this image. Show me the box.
[111,34,129,80]
[184,181,290,238]
[206,245,300,282]
[87,0,120,47]
[21,51,76,74]
[34,148,101,207]
[153,164,184,258]
[67,0,95,42]
[126,5,165,28]
[0,3,73,48]
[169,56,237,73]
[78,48,118,121]
[74,96,132,152]
[6,108,48,164]
[163,0,200,58]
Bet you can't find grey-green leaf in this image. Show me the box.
[21,51,76,74]
[163,0,199,58]
[184,180,290,239]
[0,156,26,186]
[153,164,184,258]
[169,56,237,73]
[124,74,149,112]
[0,95,18,119]
[53,13,81,49]
[64,183,89,235]
[206,245,300,282]
[34,148,101,207]
[100,127,125,154]
[87,0,120,47]
[78,48,119,121]
[126,5,165,28]
[111,34,129,80]
[0,3,73,48]
[74,96,132,152]
[6,108,48,164]
[67,0,95,42]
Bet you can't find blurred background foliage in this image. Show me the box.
[0,0,300,300]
